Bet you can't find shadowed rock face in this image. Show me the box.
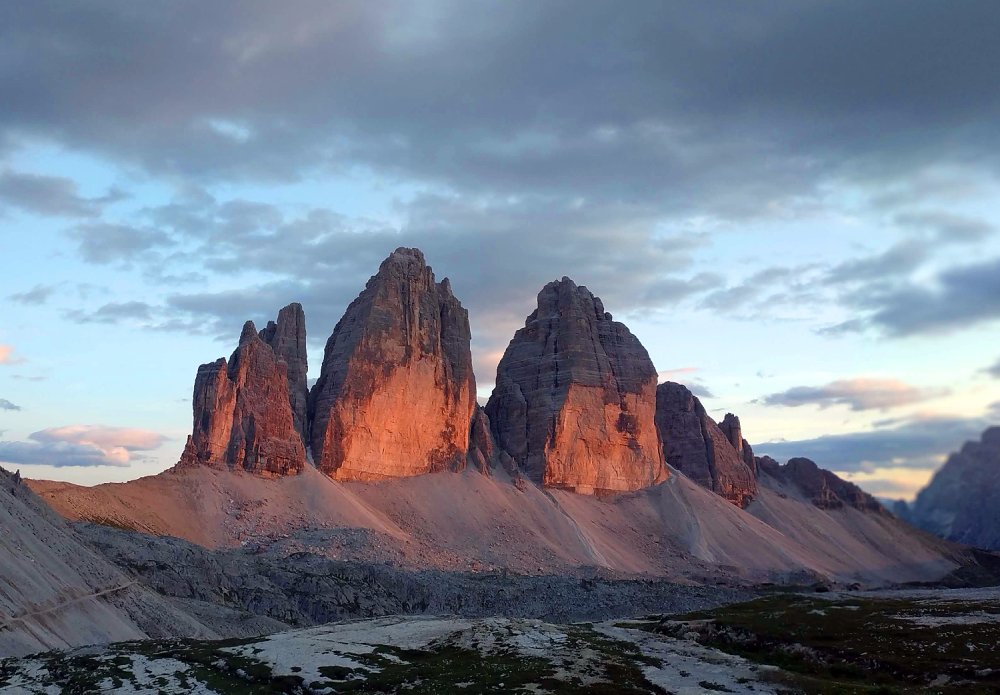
[309,248,477,480]
[906,427,1000,549]
[178,320,306,477]
[719,413,757,475]
[654,383,757,508]
[486,277,667,495]
[467,405,495,475]
[762,457,883,513]
[258,303,308,445]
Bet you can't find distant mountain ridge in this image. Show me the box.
[896,427,1000,550]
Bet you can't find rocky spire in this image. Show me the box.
[259,302,309,445]
[719,412,757,475]
[177,316,306,478]
[485,277,667,495]
[655,383,757,508]
[308,248,477,480]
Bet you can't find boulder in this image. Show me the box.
[654,383,757,508]
[485,277,667,495]
[259,302,309,445]
[177,320,306,477]
[309,248,477,480]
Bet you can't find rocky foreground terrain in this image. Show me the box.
[4,588,998,694]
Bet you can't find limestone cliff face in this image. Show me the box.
[178,321,306,477]
[654,383,757,508]
[308,248,477,480]
[719,413,757,475]
[258,303,308,445]
[485,278,667,495]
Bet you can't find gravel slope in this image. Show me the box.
[29,464,961,585]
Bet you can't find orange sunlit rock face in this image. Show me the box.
[486,277,667,495]
[308,248,477,480]
[178,317,306,478]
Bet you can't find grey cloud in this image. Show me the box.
[9,375,45,382]
[985,358,1000,379]
[686,383,715,399]
[64,301,155,324]
[824,241,928,285]
[754,415,989,473]
[12,0,1000,354]
[2,1,1000,215]
[111,193,720,361]
[989,401,1000,419]
[895,211,994,242]
[0,170,111,218]
[844,256,1000,336]
[7,284,56,305]
[0,441,128,468]
[0,425,166,468]
[0,398,21,411]
[69,224,174,265]
[762,378,946,412]
[699,266,803,312]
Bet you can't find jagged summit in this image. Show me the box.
[258,302,309,445]
[757,456,883,512]
[176,305,306,478]
[654,382,757,508]
[308,247,477,480]
[486,277,667,495]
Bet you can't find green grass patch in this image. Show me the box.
[641,594,1000,695]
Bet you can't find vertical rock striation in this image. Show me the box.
[467,405,495,475]
[654,383,757,507]
[719,413,757,475]
[308,248,477,480]
[485,278,667,495]
[177,320,306,477]
[259,302,309,445]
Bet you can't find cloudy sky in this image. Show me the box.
[2,0,999,499]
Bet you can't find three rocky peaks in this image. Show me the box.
[178,246,880,512]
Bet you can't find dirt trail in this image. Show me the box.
[1,581,138,629]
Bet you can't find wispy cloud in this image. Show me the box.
[0,399,20,411]
[8,284,56,306]
[0,170,124,218]
[0,345,26,366]
[0,425,168,469]
[761,378,948,412]
[984,358,1000,379]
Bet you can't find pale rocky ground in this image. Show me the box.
[0,467,281,658]
[0,615,781,694]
